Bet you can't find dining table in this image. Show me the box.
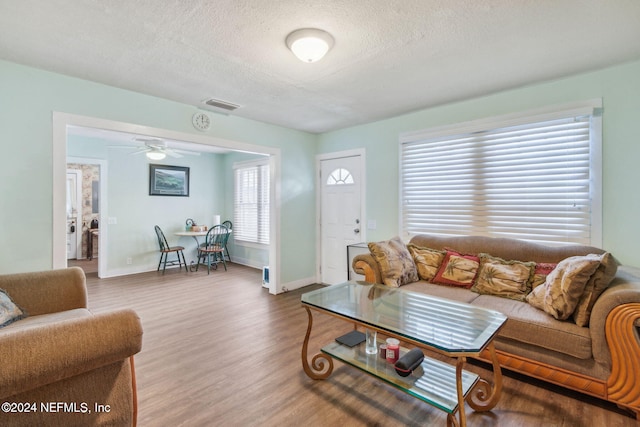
[175,228,232,268]
[174,229,208,245]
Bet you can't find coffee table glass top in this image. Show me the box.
[301,282,506,354]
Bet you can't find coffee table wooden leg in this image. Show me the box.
[466,341,503,412]
[454,356,467,427]
[301,306,334,380]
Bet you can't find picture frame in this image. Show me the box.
[149,164,190,197]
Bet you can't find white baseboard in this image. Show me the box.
[228,256,264,270]
[280,276,316,293]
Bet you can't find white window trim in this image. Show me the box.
[400,99,603,143]
[399,99,603,247]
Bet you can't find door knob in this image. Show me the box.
[354,228,360,234]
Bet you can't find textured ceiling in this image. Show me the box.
[1,1,640,134]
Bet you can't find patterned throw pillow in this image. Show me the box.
[526,254,602,321]
[0,288,27,328]
[572,252,617,327]
[531,263,557,289]
[432,250,480,288]
[471,254,536,301]
[368,237,418,287]
[407,244,446,281]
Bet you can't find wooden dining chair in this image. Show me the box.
[154,225,187,274]
[196,224,229,274]
[221,220,232,261]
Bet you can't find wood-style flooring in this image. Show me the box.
[84,264,638,427]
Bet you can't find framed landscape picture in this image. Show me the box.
[149,164,190,197]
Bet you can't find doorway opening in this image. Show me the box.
[66,158,105,276]
[53,112,282,294]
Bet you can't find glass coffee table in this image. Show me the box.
[301,282,507,427]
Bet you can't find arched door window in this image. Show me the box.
[326,168,354,185]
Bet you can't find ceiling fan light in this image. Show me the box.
[286,28,334,63]
[146,151,166,161]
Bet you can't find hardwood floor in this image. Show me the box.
[85,264,637,426]
[68,257,98,274]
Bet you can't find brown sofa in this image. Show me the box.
[353,234,640,419]
[0,267,143,427]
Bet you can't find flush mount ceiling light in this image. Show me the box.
[286,28,334,63]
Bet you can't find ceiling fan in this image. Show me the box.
[115,138,201,160]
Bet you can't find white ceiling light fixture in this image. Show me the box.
[146,150,166,161]
[286,28,334,63]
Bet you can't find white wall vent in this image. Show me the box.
[203,98,240,111]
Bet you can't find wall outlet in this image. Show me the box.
[108,217,117,225]
[367,220,377,230]
[126,257,132,265]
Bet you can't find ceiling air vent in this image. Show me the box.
[203,98,240,111]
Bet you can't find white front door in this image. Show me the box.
[320,155,363,285]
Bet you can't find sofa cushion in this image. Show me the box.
[0,288,27,328]
[573,252,618,327]
[526,254,602,320]
[368,237,418,288]
[471,253,535,301]
[407,244,445,281]
[472,294,592,360]
[432,250,479,288]
[531,262,557,289]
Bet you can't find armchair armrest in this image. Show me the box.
[0,309,143,400]
[0,267,87,315]
[353,253,382,284]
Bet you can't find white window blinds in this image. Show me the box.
[234,160,270,245]
[400,104,602,246]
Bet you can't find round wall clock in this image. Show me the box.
[192,112,211,131]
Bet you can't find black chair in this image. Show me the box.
[221,220,232,261]
[196,224,230,274]
[154,225,187,274]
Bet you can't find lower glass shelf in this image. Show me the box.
[322,341,479,415]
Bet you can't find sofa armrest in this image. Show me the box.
[589,266,640,367]
[353,253,382,284]
[0,309,143,399]
[0,267,87,315]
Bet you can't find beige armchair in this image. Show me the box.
[0,267,143,427]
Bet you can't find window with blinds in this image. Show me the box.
[400,103,602,246]
[234,160,270,245]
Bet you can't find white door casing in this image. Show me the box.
[66,169,82,259]
[319,152,365,285]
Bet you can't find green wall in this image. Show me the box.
[2,56,640,284]
[318,59,640,268]
[0,59,317,287]
[68,135,226,275]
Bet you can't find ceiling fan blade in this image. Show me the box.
[165,150,183,158]
[108,145,139,149]
[134,137,164,145]
[172,149,201,156]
